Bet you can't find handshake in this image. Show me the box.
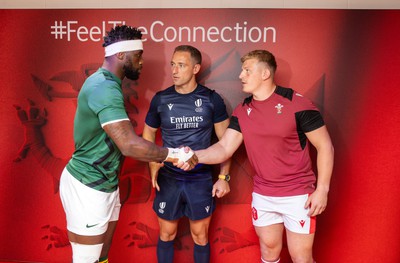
[164,147,198,170]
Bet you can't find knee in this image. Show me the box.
[259,235,282,252]
[160,230,177,241]
[288,244,313,263]
[191,232,208,245]
[259,238,282,262]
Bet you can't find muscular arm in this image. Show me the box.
[142,123,157,143]
[103,120,168,162]
[196,128,243,164]
[212,119,232,197]
[307,125,334,193]
[304,125,334,216]
[214,119,232,174]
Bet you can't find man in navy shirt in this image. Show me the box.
[143,45,231,263]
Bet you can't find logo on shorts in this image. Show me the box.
[86,223,99,228]
[158,202,166,214]
[205,206,210,213]
[299,220,306,228]
[252,207,258,220]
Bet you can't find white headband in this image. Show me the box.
[104,40,143,57]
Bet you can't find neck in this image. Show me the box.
[175,81,198,94]
[253,83,276,101]
[102,59,124,80]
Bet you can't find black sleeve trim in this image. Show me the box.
[275,86,294,101]
[242,95,253,106]
[296,110,325,132]
[295,110,325,149]
[228,116,241,133]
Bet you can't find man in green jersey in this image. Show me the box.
[59,25,198,263]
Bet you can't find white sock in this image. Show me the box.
[261,257,280,263]
[70,242,103,263]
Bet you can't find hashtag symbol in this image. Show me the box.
[50,21,67,40]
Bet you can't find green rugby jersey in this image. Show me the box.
[66,68,129,192]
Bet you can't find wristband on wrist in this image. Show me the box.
[164,147,193,163]
[218,174,230,182]
[164,147,179,162]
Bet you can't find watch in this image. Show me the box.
[218,174,231,182]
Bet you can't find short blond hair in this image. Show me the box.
[241,50,277,74]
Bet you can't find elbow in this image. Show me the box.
[118,141,138,158]
[222,151,233,162]
[119,145,130,157]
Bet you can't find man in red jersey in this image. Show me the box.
[192,50,334,263]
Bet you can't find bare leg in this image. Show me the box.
[254,223,284,262]
[157,217,179,263]
[68,230,105,245]
[189,216,212,245]
[286,229,315,263]
[158,217,180,241]
[100,220,118,259]
[189,216,212,263]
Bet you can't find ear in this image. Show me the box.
[116,52,125,60]
[262,68,271,80]
[193,64,201,74]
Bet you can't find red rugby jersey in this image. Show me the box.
[230,86,325,196]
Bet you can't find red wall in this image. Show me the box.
[0,9,399,262]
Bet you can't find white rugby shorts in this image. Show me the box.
[59,168,121,236]
[251,192,316,234]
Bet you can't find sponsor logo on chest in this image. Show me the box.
[168,98,205,129]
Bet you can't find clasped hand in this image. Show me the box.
[166,146,198,171]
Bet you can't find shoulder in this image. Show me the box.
[291,91,317,110]
[196,84,214,94]
[193,85,222,103]
[275,86,315,107]
[83,72,119,97]
[197,84,225,100]
[232,97,250,117]
[155,85,175,95]
[153,85,175,100]
[241,95,253,106]
[275,86,295,101]
[92,68,121,86]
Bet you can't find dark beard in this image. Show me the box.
[124,65,140,80]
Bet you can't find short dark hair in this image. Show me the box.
[103,25,143,47]
[241,50,277,74]
[174,45,202,65]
